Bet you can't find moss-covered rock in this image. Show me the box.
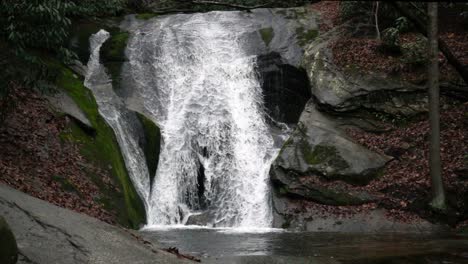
[101,31,129,63]
[301,143,349,171]
[259,27,274,46]
[135,113,161,184]
[296,27,318,47]
[272,102,390,185]
[0,217,18,264]
[100,30,130,91]
[56,67,145,228]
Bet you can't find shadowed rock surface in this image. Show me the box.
[0,216,18,264]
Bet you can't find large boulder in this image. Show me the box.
[302,24,428,116]
[0,184,189,264]
[0,216,18,264]
[271,101,391,186]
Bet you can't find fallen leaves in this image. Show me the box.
[0,85,118,225]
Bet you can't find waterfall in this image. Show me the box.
[86,10,297,228]
[85,30,151,211]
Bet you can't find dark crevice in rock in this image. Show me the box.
[197,160,207,210]
[256,52,311,124]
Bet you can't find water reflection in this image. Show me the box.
[141,228,468,263]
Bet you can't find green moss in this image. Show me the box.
[296,27,319,47]
[301,143,349,171]
[101,31,129,62]
[259,27,274,47]
[136,13,158,20]
[56,67,145,228]
[136,113,161,183]
[100,30,129,90]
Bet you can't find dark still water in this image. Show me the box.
[141,227,468,264]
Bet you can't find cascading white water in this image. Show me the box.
[130,13,282,228]
[85,30,151,211]
[125,12,289,228]
[86,10,299,229]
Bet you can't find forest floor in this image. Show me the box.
[307,1,468,229]
[0,86,119,225]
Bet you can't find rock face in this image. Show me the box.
[0,216,18,264]
[46,90,94,134]
[0,184,189,264]
[257,52,311,124]
[269,101,393,230]
[302,24,428,116]
[271,101,391,186]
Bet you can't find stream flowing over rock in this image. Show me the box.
[81,6,439,231]
[84,8,317,228]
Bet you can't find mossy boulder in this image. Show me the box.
[56,66,145,229]
[271,101,391,185]
[0,216,18,264]
[100,30,130,91]
[301,23,428,116]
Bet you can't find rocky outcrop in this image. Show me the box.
[271,102,391,186]
[302,24,428,116]
[46,90,94,134]
[0,184,189,264]
[0,216,18,264]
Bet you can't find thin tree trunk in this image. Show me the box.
[375,1,381,40]
[427,2,446,211]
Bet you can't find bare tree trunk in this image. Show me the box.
[375,1,381,40]
[427,2,446,211]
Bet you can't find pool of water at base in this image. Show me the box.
[140,227,468,264]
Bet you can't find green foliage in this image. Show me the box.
[0,0,127,94]
[70,0,126,17]
[0,0,74,52]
